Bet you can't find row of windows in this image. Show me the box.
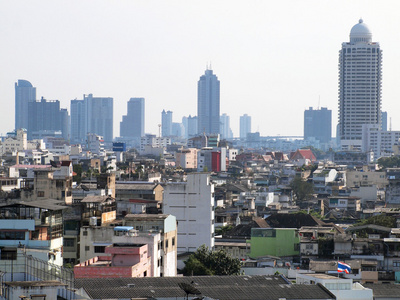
[0,231,25,240]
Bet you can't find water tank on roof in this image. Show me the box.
[89,217,97,226]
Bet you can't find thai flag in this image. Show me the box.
[337,261,351,274]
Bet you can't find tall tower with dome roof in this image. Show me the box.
[338,19,382,151]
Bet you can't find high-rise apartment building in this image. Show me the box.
[161,110,173,137]
[381,111,388,131]
[15,80,36,131]
[28,97,69,140]
[197,69,220,135]
[70,94,113,144]
[304,107,332,143]
[338,19,382,151]
[182,115,198,139]
[120,98,145,139]
[240,114,251,140]
[220,113,233,140]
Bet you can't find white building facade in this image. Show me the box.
[163,173,215,253]
[338,19,382,151]
[362,124,400,158]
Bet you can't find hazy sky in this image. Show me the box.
[1,0,400,138]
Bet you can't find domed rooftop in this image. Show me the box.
[350,19,372,44]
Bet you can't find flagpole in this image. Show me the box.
[337,257,339,278]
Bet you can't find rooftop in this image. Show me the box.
[5,280,67,287]
[75,275,336,300]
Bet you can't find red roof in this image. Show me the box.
[290,149,316,161]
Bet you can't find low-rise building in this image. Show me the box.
[296,273,373,300]
[0,199,67,267]
[75,243,151,278]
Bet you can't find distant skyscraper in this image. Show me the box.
[28,97,69,140]
[338,19,382,151]
[15,80,36,131]
[197,68,220,135]
[120,97,145,139]
[220,113,232,140]
[161,110,173,137]
[172,122,185,138]
[381,111,388,131]
[70,94,113,144]
[304,107,332,143]
[182,115,198,138]
[240,114,251,139]
[70,99,87,144]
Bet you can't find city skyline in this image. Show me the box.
[2,1,400,138]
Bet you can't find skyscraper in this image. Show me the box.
[240,114,251,140]
[15,80,36,131]
[304,107,332,143]
[338,19,382,151]
[182,115,198,139]
[381,111,388,131]
[120,98,145,139]
[220,113,233,140]
[197,68,220,135]
[28,97,69,140]
[161,110,173,137]
[70,94,113,144]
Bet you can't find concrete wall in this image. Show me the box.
[163,173,214,253]
[249,228,300,258]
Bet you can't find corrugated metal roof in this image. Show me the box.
[75,275,335,300]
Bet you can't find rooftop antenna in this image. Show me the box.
[318,95,320,110]
[390,117,392,131]
[158,124,161,138]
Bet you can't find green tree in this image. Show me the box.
[356,214,396,228]
[377,156,400,169]
[215,224,233,236]
[182,245,241,276]
[290,176,314,203]
[73,164,82,184]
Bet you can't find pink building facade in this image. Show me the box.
[74,243,151,278]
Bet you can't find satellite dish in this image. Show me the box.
[178,282,201,297]
[50,160,60,168]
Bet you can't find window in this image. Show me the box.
[166,239,169,249]
[85,246,90,251]
[94,246,106,253]
[172,237,175,246]
[37,191,45,197]
[83,231,88,236]
[0,231,24,240]
[1,248,17,260]
[63,238,75,247]
[393,261,400,267]
[31,295,46,300]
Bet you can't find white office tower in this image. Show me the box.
[240,114,251,140]
[338,19,382,151]
[163,173,215,253]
